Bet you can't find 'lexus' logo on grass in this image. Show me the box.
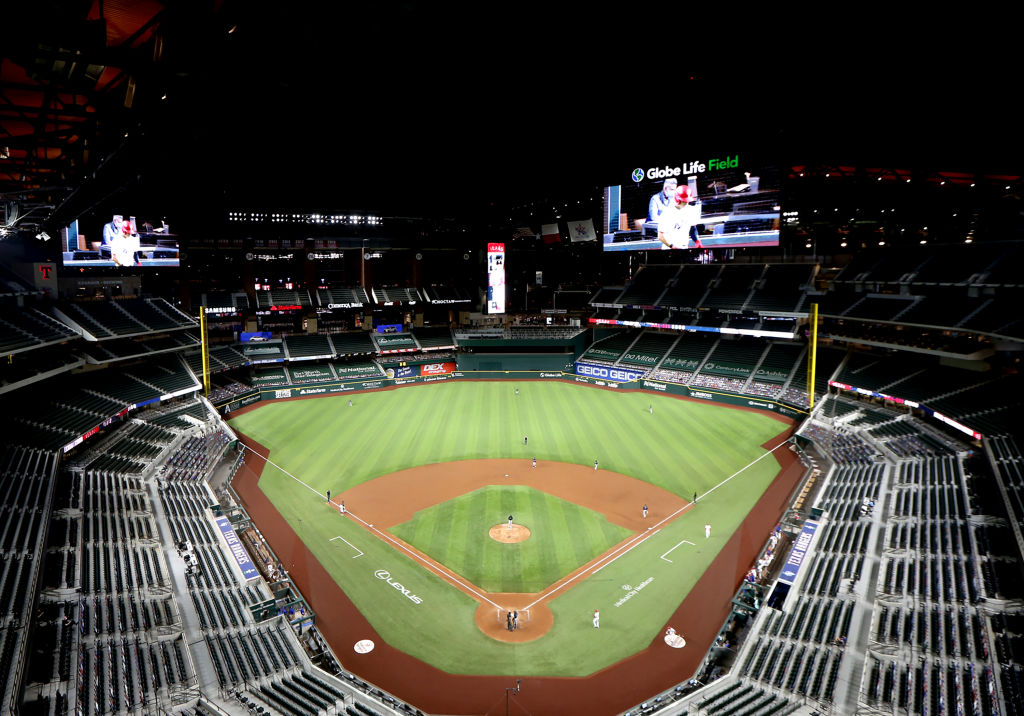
[374,569,423,605]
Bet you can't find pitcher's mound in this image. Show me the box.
[489,524,530,543]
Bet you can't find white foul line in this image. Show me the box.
[346,511,503,610]
[238,442,324,499]
[242,436,791,610]
[524,437,792,608]
[660,540,696,563]
[594,530,660,574]
[329,536,363,558]
[239,441,501,609]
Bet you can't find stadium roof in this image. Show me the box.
[2,2,1020,234]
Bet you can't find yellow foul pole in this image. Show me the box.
[808,302,818,410]
[199,307,211,396]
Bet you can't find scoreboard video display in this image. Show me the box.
[602,154,781,252]
[487,242,505,314]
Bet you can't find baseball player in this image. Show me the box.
[339,501,346,515]
[508,514,514,528]
[705,523,711,539]
[642,504,648,518]
[532,457,537,468]
[593,609,600,628]
[594,459,599,471]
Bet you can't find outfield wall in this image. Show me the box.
[215,369,807,420]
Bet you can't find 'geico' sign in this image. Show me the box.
[575,363,645,383]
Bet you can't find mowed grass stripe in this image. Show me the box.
[462,486,489,585]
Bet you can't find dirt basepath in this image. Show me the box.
[232,423,801,715]
[336,460,688,642]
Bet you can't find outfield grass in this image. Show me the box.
[229,381,788,676]
[389,485,633,592]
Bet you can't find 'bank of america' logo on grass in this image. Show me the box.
[631,168,644,183]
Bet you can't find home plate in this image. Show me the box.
[354,639,375,654]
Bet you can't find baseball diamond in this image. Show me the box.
[227,380,801,713]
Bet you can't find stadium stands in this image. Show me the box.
[0,305,80,356]
[373,333,419,352]
[412,326,456,350]
[332,332,376,357]
[580,329,641,364]
[255,288,313,309]
[372,286,420,304]
[619,332,677,368]
[283,333,334,360]
[316,286,370,307]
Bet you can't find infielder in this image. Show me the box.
[642,504,648,518]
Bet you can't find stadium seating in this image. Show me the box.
[333,361,384,380]
[701,264,765,311]
[618,332,677,368]
[374,333,418,352]
[251,367,290,387]
[255,288,313,309]
[617,265,679,305]
[580,330,641,364]
[372,286,420,304]
[288,364,335,384]
[412,326,456,350]
[283,333,334,360]
[331,332,376,356]
[0,305,79,356]
[242,341,286,363]
[659,265,722,309]
[316,286,370,307]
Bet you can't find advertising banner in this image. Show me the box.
[420,361,456,376]
[388,366,418,379]
[574,362,647,383]
[215,517,260,580]
[778,520,819,586]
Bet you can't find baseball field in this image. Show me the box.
[227,380,799,711]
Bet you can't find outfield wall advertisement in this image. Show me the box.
[574,361,647,383]
[240,368,805,419]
